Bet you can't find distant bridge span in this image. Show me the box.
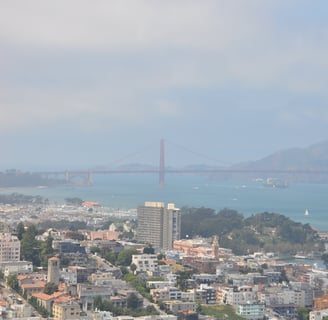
[36,168,328,186]
[35,139,328,186]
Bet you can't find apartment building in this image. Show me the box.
[0,233,20,262]
[137,202,180,250]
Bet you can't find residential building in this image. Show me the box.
[309,308,328,320]
[219,285,257,306]
[236,303,265,320]
[132,254,158,273]
[164,301,196,315]
[77,284,114,311]
[137,202,181,250]
[52,301,80,320]
[0,260,33,276]
[0,233,20,262]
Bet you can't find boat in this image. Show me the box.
[304,209,309,216]
[263,178,288,188]
[294,253,308,259]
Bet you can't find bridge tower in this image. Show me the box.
[159,139,165,186]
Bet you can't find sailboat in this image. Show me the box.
[304,209,309,216]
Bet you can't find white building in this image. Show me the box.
[131,254,158,273]
[0,233,20,262]
[0,261,33,277]
[220,286,257,306]
[309,308,328,320]
[236,303,265,320]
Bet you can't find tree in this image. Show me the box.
[130,263,137,273]
[16,222,25,240]
[7,275,19,291]
[127,292,140,309]
[90,246,101,254]
[176,270,194,291]
[143,245,155,254]
[116,248,138,266]
[297,307,311,320]
[93,296,103,310]
[44,282,58,295]
[105,251,117,265]
[322,253,328,269]
[40,235,54,268]
[20,224,41,266]
[65,197,83,206]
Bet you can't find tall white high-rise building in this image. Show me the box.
[0,233,20,262]
[137,202,181,250]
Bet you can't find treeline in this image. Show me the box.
[0,170,63,187]
[0,192,47,205]
[181,207,324,255]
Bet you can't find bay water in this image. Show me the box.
[1,174,328,231]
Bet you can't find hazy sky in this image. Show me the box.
[1,1,328,170]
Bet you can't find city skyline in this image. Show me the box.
[1,1,328,169]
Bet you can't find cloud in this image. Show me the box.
[0,1,268,51]
[1,0,328,157]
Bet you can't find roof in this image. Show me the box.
[48,256,60,261]
[21,282,46,289]
[54,295,73,303]
[32,291,66,301]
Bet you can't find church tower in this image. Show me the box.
[47,256,60,285]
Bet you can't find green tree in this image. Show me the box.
[16,222,25,240]
[127,292,140,309]
[7,275,19,291]
[65,197,83,206]
[105,251,117,265]
[20,224,41,266]
[297,307,311,320]
[90,246,101,254]
[176,270,194,291]
[116,248,138,266]
[130,263,137,273]
[143,245,155,254]
[40,235,54,268]
[93,296,103,310]
[44,282,58,295]
[322,253,328,269]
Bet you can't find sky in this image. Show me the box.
[1,0,328,170]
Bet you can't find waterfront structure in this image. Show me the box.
[137,202,181,250]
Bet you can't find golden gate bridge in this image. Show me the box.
[35,139,328,186]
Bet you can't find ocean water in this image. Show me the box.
[1,174,328,231]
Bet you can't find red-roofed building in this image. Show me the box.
[32,291,68,312]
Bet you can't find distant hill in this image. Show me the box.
[242,140,328,171]
[221,140,328,182]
